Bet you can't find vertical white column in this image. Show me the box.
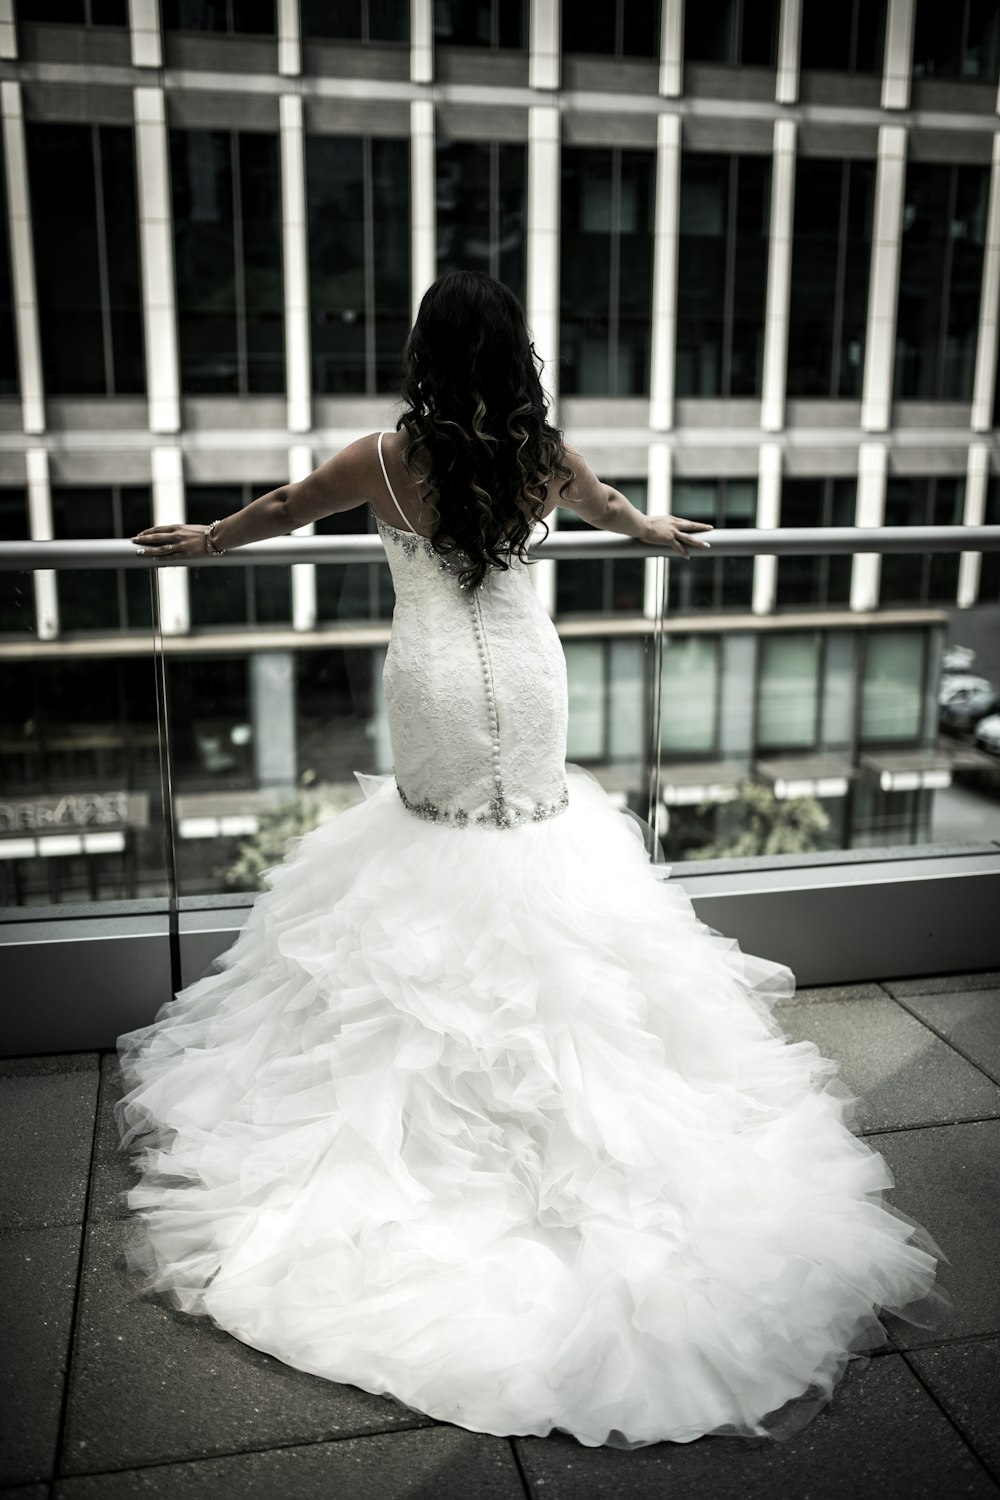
[26,448,56,641]
[528,104,560,616]
[411,0,433,83]
[129,0,162,67]
[851,442,887,611]
[659,0,683,97]
[882,0,915,111]
[277,0,301,76]
[151,446,189,635]
[2,83,45,435]
[289,442,316,631]
[752,442,781,615]
[280,95,311,434]
[775,0,801,105]
[649,112,680,433]
[861,125,907,433]
[971,133,1000,432]
[530,0,560,90]
[0,0,18,59]
[645,440,671,618]
[760,119,796,433]
[410,99,436,322]
[958,442,989,608]
[134,87,181,434]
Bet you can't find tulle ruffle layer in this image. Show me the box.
[113,763,944,1448]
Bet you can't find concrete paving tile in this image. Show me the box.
[779,981,885,1007]
[908,1338,1000,1483]
[62,1221,436,1477]
[0,1225,83,1487]
[85,1057,133,1225]
[877,1121,1000,1350]
[52,1427,525,1500]
[514,1354,997,1499]
[883,972,1000,999]
[0,1055,98,1079]
[776,994,1000,1131]
[892,990,1000,1084]
[0,1071,99,1231]
[0,1487,52,1499]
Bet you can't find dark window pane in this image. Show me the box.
[163,0,275,31]
[372,138,411,393]
[684,0,778,64]
[51,487,152,631]
[436,140,527,305]
[436,0,527,47]
[562,0,615,54]
[19,0,128,19]
[187,486,251,626]
[0,138,17,395]
[913,0,1000,83]
[676,154,727,395]
[0,490,33,633]
[302,0,407,40]
[307,135,367,394]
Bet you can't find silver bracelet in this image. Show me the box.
[204,520,226,555]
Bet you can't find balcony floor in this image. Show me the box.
[2,970,999,1499]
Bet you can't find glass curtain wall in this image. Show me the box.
[881,478,964,605]
[186,484,291,627]
[560,147,655,396]
[51,486,153,632]
[435,0,527,47]
[668,479,756,612]
[562,0,659,57]
[912,0,1000,84]
[683,0,779,65]
[800,0,887,72]
[301,1,408,41]
[162,1,275,29]
[25,122,144,396]
[436,141,527,304]
[775,479,855,608]
[556,480,647,616]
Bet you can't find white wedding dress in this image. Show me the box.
[114,435,942,1449]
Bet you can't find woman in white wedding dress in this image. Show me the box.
[118,270,943,1449]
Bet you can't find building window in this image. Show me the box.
[683,0,779,66]
[562,0,659,59]
[912,0,1000,84]
[560,147,655,397]
[564,638,649,771]
[436,141,527,305]
[556,480,647,617]
[187,485,291,626]
[800,0,887,73]
[757,633,821,751]
[162,0,276,32]
[17,0,128,21]
[881,477,964,606]
[436,0,527,47]
[659,635,720,756]
[787,158,875,399]
[26,123,144,398]
[0,490,32,634]
[895,163,989,402]
[315,506,394,622]
[0,152,18,398]
[668,480,756,613]
[301,0,408,42]
[775,479,854,609]
[979,477,1000,602]
[170,130,284,397]
[859,629,926,743]
[676,153,771,399]
[307,135,410,395]
[166,657,252,792]
[51,487,153,632]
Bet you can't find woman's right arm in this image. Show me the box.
[560,448,713,560]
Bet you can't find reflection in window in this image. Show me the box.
[51,487,152,632]
[757,633,821,751]
[26,123,144,397]
[668,479,755,613]
[880,477,964,606]
[187,485,291,627]
[307,135,411,395]
[301,0,407,41]
[859,629,926,743]
[315,505,394,622]
[776,478,854,609]
[562,0,659,59]
[683,0,779,66]
[435,0,526,47]
[170,130,284,396]
[676,153,771,398]
[0,151,18,398]
[895,163,989,402]
[787,158,875,398]
[565,641,605,759]
[556,480,647,616]
[162,0,275,31]
[167,656,252,791]
[912,0,1000,84]
[800,0,887,73]
[560,147,655,396]
[17,0,127,21]
[0,490,33,633]
[296,648,380,787]
[659,635,719,756]
[436,141,527,305]
[979,477,1000,602]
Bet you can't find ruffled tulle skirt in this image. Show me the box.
[113,763,944,1448]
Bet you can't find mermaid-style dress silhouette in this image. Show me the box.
[114,433,941,1448]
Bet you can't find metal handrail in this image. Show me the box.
[1,525,999,569]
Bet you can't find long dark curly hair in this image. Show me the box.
[396,270,573,590]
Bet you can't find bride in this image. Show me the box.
[118,269,942,1449]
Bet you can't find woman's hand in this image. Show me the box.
[641,515,714,560]
[131,524,213,561]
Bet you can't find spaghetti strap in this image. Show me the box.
[377,431,417,534]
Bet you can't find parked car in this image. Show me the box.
[938,674,992,707]
[974,714,1000,756]
[940,687,1000,735]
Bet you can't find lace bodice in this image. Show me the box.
[373,467,569,830]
